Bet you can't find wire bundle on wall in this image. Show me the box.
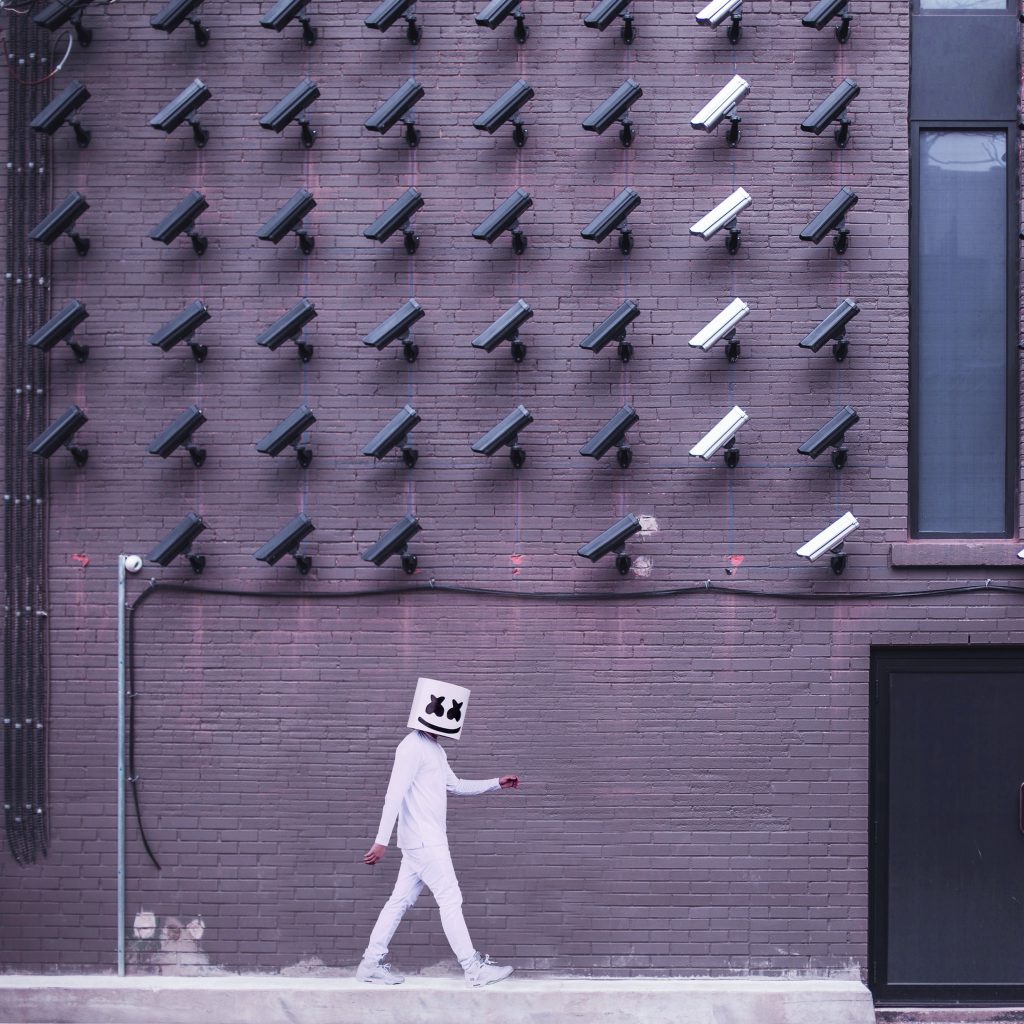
[3,9,53,865]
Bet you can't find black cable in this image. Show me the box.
[2,8,51,866]
[28,48,51,859]
[2,4,18,863]
[130,576,1024,607]
[125,596,160,872]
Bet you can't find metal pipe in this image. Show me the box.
[117,555,127,976]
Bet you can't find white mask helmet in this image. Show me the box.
[407,677,471,741]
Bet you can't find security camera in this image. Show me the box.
[147,300,211,363]
[801,78,859,147]
[257,189,317,254]
[581,187,641,254]
[691,74,749,146]
[580,299,640,362]
[696,0,742,43]
[471,404,534,467]
[124,554,143,574]
[803,0,852,43]
[800,186,858,253]
[149,79,212,148]
[580,404,639,468]
[260,0,317,45]
[30,80,91,147]
[474,80,534,147]
[151,0,209,46]
[688,297,749,362]
[29,191,90,256]
[796,510,858,574]
[148,512,207,574]
[363,299,425,363]
[260,78,320,148]
[361,513,422,573]
[256,299,318,362]
[798,405,859,469]
[365,78,425,148]
[577,514,642,575]
[27,300,90,362]
[472,188,533,255]
[365,0,421,44]
[254,513,316,574]
[27,405,89,466]
[362,404,421,467]
[471,300,534,362]
[256,405,316,467]
[690,187,751,254]
[34,0,93,46]
[149,190,209,256]
[365,188,424,253]
[148,405,207,467]
[584,0,635,43]
[475,0,529,43]
[800,298,860,360]
[583,79,643,148]
[689,405,749,467]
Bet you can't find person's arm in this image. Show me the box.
[445,763,519,796]
[372,741,419,847]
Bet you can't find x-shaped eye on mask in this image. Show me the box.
[447,700,463,722]
[426,694,445,717]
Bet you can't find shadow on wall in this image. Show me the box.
[129,911,227,975]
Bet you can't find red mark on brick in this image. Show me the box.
[71,553,90,568]
[729,555,744,567]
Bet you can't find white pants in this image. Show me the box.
[364,844,475,968]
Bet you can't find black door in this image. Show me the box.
[871,647,1024,1002]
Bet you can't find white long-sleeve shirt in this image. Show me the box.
[374,730,501,850]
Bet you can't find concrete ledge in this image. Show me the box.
[0,974,875,1024]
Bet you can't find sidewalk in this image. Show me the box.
[0,974,875,1024]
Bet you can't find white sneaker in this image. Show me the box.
[356,956,405,985]
[464,952,513,988]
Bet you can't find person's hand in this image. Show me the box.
[499,775,520,789]
[363,843,387,865]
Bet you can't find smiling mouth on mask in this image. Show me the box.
[418,717,460,734]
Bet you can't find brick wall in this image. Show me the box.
[3,0,1017,978]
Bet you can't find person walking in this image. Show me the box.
[357,677,519,988]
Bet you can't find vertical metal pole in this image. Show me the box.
[116,555,127,976]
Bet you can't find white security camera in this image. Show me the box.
[691,75,750,145]
[696,0,742,42]
[796,511,859,568]
[689,406,749,467]
[690,187,751,254]
[123,555,143,574]
[688,298,749,361]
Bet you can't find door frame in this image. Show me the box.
[870,645,1024,1004]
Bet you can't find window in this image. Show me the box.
[911,129,1015,537]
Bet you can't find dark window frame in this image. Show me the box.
[908,121,1019,538]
